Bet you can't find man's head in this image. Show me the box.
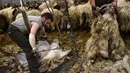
[41,12,53,27]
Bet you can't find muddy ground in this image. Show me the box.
[0,30,130,73]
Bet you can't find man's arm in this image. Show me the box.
[29,21,40,51]
[89,0,95,6]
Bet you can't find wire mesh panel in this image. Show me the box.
[0,0,45,5]
[1,0,12,5]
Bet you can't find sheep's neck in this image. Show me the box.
[118,0,126,2]
[103,13,113,21]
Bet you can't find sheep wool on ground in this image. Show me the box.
[102,55,130,73]
[85,4,125,60]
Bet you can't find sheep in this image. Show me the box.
[66,0,74,7]
[16,39,71,66]
[0,7,20,33]
[26,1,41,10]
[115,0,130,32]
[85,4,125,60]
[39,0,74,11]
[0,14,9,34]
[0,7,20,24]
[15,9,41,20]
[37,40,71,62]
[39,0,56,11]
[68,2,94,29]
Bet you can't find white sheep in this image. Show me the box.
[0,7,18,24]
[39,0,74,11]
[15,9,41,20]
[39,0,56,11]
[68,2,94,29]
[116,0,130,31]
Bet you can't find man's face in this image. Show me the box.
[44,19,52,27]
[42,17,52,27]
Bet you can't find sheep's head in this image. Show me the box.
[12,8,21,21]
[99,4,117,20]
[100,4,116,15]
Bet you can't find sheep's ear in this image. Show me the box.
[12,8,19,16]
[53,5,60,10]
[12,8,17,16]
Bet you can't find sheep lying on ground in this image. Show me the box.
[36,39,71,62]
[85,4,125,60]
[16,39,71,66]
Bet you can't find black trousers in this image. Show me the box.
[7,25,40,73]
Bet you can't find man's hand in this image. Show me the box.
[31,48,40,59]
[32,47,37,53]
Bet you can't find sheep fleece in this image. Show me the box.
[85,18,125,59]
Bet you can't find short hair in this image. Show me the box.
[41,12,53,22]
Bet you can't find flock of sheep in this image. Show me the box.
[0,0,130,61]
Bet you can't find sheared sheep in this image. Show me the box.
[16,39,71,66]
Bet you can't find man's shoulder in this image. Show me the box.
[11,17,23,24]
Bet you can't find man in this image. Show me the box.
[7,12,53,73]
[112,0,118,7]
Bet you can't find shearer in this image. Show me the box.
[7,12,53,73]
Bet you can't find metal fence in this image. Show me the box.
[0,0,45,5]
